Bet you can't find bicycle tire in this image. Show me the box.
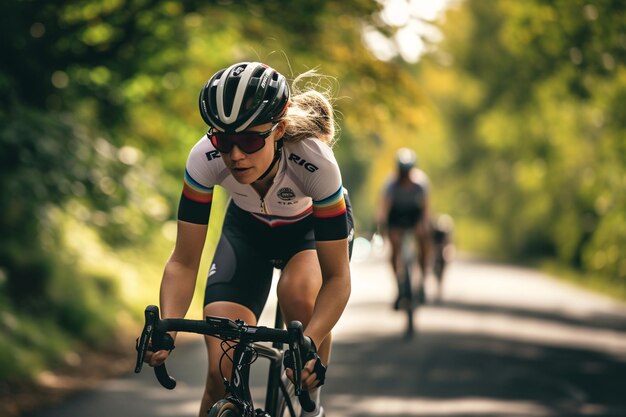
[434,257,444,281]
[403,261,415,339]
[208,399,239,417]
[275,393,289,417]
[274,375,298,417]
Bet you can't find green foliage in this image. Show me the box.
[0,312,72,380]
[1,0,415,383]
[424,0,626,282]
[0,237,124,380]
[2,0,623,387]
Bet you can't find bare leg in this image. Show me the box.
[387,228,404,307]
[415,223,432,304]
[198,302,257,417]
[278,250,328,415]
[277,250,327,361]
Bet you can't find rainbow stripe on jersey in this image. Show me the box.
[251,206,313,227]
[313,187,346,218]
[182,169,213,203]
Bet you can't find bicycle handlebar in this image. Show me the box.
[134,305,316,412]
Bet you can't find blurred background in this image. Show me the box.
[0,0,624,410]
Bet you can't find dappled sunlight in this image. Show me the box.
[418,304,626,355]
[367,0,452,62]
[326,394,550,417]
[341,256,626,354]
[314,259,626,416]
[156,401,201,416]
[2,1,626,416]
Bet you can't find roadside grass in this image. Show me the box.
[0,187,228,387]
[453,218,626,304]
[539,259,626,303]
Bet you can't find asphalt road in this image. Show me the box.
[26,246,626,417]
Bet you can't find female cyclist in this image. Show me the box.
[376,148,431,308]
[143,61,353,417]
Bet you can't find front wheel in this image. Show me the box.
[275,395,289,417]
[208,399,239,417]
[402,263,415,339]
[274,376,298,417]
[434,257,445,281]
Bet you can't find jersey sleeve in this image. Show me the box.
[411,169,430,194]
[382,175,396,200]
[177,136,217,224]
[313,186,349,241]
[299,139,349,241]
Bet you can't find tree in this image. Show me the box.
[425,0,626,281]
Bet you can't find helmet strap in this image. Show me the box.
[256,138,284,182]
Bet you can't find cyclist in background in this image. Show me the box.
[431,213,455,302]
[377,148,432,308]
[143,62,354,417]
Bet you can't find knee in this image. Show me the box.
[278,284,316,322]
[280,290,315,318]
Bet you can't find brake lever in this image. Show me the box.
[286,321,316,412]
[287,321,305,395]
[293,343,303,394]
[134,305,159,373]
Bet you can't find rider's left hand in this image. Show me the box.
[284,336,327,390]
[285,357,324,390]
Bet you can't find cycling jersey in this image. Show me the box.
[178,135,349,241]
[176,134,352,317]
[384,169,429,229]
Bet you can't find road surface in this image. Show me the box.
[26,246,626,417]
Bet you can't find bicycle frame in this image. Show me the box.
[225,327,293,415]
[401,229,416,273]
[135,305,312,417]
[399,228,418,338]
[264,306,293,415]
[257,343,288,414]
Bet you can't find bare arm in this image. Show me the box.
[304,238,351,349]
[159,220,209,320]
[376,193,391,234]
[145,220,207,367]
[416,195,432,276]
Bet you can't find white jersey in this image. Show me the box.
[180,135,347,227]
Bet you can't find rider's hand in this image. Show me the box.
[143,347,172,367]
[140,332,175,367]
[285,358,323,390]
[284,336,327,390]
[300,357,323,390]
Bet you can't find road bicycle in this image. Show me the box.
[397,228,425,339]
[431,214,454,303]
[135,304,316,417]
[432,239,447,303]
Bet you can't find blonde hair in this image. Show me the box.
[281,70,338,147]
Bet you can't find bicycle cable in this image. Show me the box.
[217,339,260,382]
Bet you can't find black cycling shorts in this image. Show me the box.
[204,192,354,319]
[387,206,423,229]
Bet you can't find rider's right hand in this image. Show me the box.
[144,348,171,367]
[140,332,176,367]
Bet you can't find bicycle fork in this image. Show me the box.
[225,345,255,416]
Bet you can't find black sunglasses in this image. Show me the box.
[209,124,278,154]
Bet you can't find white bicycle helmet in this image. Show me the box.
[396,147,417,173]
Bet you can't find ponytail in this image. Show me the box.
[282,70,338,147]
